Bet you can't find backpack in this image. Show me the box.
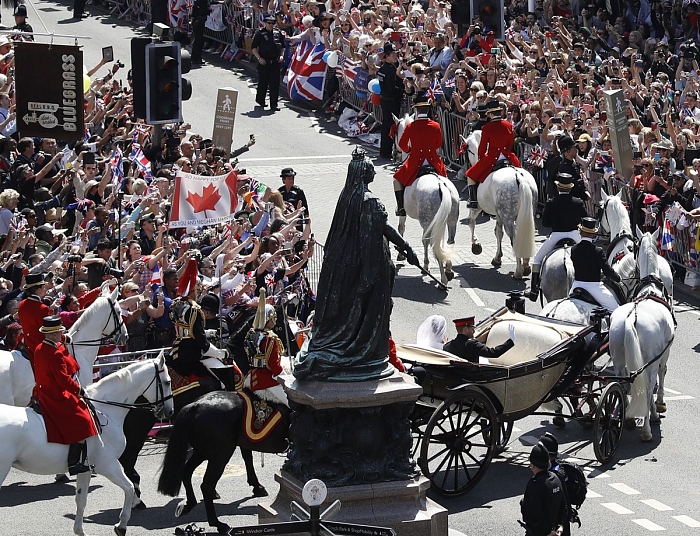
[553,460,588,526]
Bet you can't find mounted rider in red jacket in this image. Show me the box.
[393,99,447,216]
[464,100,521,208]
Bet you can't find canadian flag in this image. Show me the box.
[169,170,239,228]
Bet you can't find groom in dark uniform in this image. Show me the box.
[443,316,515,363]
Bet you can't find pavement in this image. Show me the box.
[1,3,700,536]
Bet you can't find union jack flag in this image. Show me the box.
[110,146,124,186]
[425,79,443,101]
[286,40,328,101]
[505,26,517,40]
[10,215,26,234]
[661,217,675,252]
[129,143,152,181]
[442,77,455,89]
[528,145,547,168]
[340,56,360,84]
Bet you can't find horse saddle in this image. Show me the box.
[541,239,576,265]
[210,364,243,392]
[238,389,285,444]
[492,159,514,173]
[569,287,602,307]
[168,366,219,397]
[416,164,437,179]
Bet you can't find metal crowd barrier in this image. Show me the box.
[664,223,700,277]
[93,347,171,380]
[306,241,324,294]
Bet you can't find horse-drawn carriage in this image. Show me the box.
[397,296,628,497]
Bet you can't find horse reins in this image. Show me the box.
[69,298,126,350]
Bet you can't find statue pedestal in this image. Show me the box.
[258,371,447,535]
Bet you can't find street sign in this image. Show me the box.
[321,521,396,536]
[603,89,634,182]
[212,87,238,156]
[230,521,311,535]
[15,43,85,141]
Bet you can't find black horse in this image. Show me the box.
[157,391,289,533]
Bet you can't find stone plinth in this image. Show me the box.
[257,370,447,536]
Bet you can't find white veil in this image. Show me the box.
[416,315,447,350]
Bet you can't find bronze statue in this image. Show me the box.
[294,148,420,381]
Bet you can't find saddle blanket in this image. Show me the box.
[238,390,283,444]
[168,367,202,396]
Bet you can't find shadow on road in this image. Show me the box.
[0,481,102,507]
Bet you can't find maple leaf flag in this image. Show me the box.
[169,170,239,228]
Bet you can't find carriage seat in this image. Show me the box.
[482,319,566,366]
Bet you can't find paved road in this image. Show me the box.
[2,2,700,534]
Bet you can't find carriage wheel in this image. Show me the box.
[419,389,497,496]
[410,400,435,459]
[593,382,625,464]
[482,418,514,455]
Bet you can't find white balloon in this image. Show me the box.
[327,51,339,68]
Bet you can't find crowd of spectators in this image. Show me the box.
[0,24,317,362]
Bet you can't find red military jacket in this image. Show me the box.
[394,117,447,187]
[18,295,50,365]
[34,338,98,445]
[249,331,284,392]
[466,119,521,183]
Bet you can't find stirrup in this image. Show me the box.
[527,289,539,302]
[395,207,406,217]
[68,461,92,476]
[468,200,479,209]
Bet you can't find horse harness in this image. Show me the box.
[68,298,126,349]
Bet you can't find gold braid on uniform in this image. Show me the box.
[170,297,204,362]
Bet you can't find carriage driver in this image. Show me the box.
[464,100,521,209]
[392,98,447,217]
[443,316,516,363]
[244,288,288,407]
[569,217,621,312]
[33,316,97,475]
[167,258,228,388]
[528,174,589,302]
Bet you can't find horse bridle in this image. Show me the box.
[595,198,611,236]
[69,297,126,348]
[83,361,172,417]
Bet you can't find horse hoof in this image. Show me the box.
[491,259,502,268]
[650,415,661,424]
[55,474,70,484]
[175,500,194,518]
[216,523,231,534]
[552,416,566,428]
[446,271,455,282]
[641,432,653,442]
[655,402,667,413]
[523,266,532,277]
[472,243,482,255]
[624,418,637,430]
[512,273,523,280]
[447,238,455,245]
[113,526,126,536]
[252,485,269,497]
[397,253,406,262]
[132,498,147,510]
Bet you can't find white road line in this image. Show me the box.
[673,515,700,528]
[587,490,602,498]
[240,155,353,162]
[512,425,521,432]
[610,483,641,495]
[484,307,495,313]
[663,395,695,401]
[464,287,484,307]
[601,503,634,515]
[640,499,674,511]
[664,388,682,394]
[520,435,540,446]
[632,519,666,531]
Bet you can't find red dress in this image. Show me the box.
[466,119,521,183]
[34,338,98,445]
[394,117,447,187]
[18,295,50,365]
[248,332,284,391]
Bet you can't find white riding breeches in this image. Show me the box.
[533,231,581,267]
[570,280,620,312]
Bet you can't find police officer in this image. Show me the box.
[540,433,572,536]
[190,0,212,66]
[251,16,285,111]
[569,217,622,312]
[278,168,310,215]
[377,43,405,159]
[392,98,447,216]
[521,442,567,536]
[464,100,521,208]
[556,136,589,201]
[12,5,34,40]
[528,175,589,301]
[443,316,515,363]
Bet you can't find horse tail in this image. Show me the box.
[624,311,648,419]
[425,178,453,263]
[157,408,193,497]
[513,171,536,259]
[1,0,14,9]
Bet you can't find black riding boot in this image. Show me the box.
[528,272,541,302]
[395,189,406,217]
[67,443,91,475]
[468,184,479,209]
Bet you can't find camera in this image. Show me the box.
[654,168,662,177]
[103,266,125,278]
[67,254,83,263]
[116,60,125,68]
[473,25,482,34]
[665,175,674,186]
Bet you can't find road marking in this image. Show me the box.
[586,469,611,479]
[673,515,700,528]
[610,483,641,495]
[587,490,602,498]
[664,388,682,394]
[601,503,634,515]
[663,395,695,401]
[322,132,345,141]
[640,499,674,511]
[520,435,540,446]
[632,519,666,531]
[512,425,521,432]
[463,286,484,307]
[241,155,353,162]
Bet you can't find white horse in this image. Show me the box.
[0,353,174,536]
[598,190,673,299]
[393,114,460,285]
[0,285,128,407]
[609,229,675,442]
[539,245,576,303]
[459,131,537,279]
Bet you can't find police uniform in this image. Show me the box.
[278,168,310,214]
[569,218,621,312]
[377,43,405,158]
[244,289,287,406]
[528,179,588,300]
[190,0,211,64]
[251,17,285,110]
[521,442,567,536]
[17,274,51,365]
[442,317,514,363]
[11,5,34,40]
